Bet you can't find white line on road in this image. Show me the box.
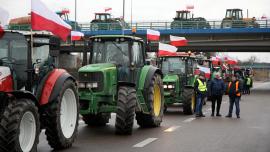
[133,138,158,148]
[164,126,181,132]
[183,118,196,123]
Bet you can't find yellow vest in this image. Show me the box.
[246,77,251,85]
[197,79,207,92]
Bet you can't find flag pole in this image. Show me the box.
[75,0,77,31]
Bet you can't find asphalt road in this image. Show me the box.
[38,81,270,152]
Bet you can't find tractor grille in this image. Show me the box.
[79,72,104,92]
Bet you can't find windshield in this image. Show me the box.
[161,57,185,74]
[92,41,130,66]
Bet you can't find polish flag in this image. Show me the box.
[186,5,194,10]
[227,58,238,65]
[71,31,84,41]
[0,7,9,38]
[170,35,188,46]
[211,56,220,65]
[31,0,72,41]
[105,7,112,12]
[158,43,178,56]
[147,29,160,41]
[198,66,211,79]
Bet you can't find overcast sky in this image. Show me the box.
[1,0,270,62]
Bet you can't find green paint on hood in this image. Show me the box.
[79,63,116,72]
[163,74,179,83]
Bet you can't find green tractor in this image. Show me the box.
[171,10,210,29]
[158,52,198,114]
[221,8,259,28]
[78,35,164,134]
[90,13,129,31]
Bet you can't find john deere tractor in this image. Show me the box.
[78,35,164,134]
[171,10,210,29]
[221,8,259,28]
[158,52,198,114]
[0,31,79,151]
[90,13,129,31]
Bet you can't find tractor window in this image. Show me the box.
[10,40,28,61]
[0,40,8,58]
[161,58,185,74]
[32,45,50,65]
[131,42,144,66]
[92,41,130,66]
[226,10,232,18]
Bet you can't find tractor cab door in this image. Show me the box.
[130,41,144,85]
[0,32,28,90]
[185,57,196,86]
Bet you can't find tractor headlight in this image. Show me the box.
[168,85,175,89]
[86,82,98,88]
[79,83,86,88]
[163,85,168,89]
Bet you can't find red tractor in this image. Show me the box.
[0,31,79,151]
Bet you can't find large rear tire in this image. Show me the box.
[44,79,79,150]
[82,114,110,126]
[0,98,40,152]
[183,88,196,115]
[115,86,136,135]
[136,74,164,128]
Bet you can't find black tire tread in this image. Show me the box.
[183,88,195,115]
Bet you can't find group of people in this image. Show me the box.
[194,71,249,118]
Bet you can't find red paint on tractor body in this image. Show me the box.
[39,69,66,105]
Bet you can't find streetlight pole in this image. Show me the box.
[122,0,125,21]
[131,0,133,26]
[75,0,77,31]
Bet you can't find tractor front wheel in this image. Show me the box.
[136,74,164,127]
[115,86,136,135]
[183,88,196,115]
[0,98,40,152]
[44,79,79,150]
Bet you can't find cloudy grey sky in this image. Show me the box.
[1,0,270,62]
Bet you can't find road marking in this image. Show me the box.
[183,118,195,123]
[164,126,181,132]
[133,138,158,148]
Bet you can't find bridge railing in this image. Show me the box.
[79,20,270,31]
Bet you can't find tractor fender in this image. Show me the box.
[39,69,76,105]
[143,66,163,90]
[8,90,39,106]
[138,65,163,91]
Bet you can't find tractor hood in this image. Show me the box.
[79,63,116,72]
[163,74,179,83]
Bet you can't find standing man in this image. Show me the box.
[245,74,253,95]
[226,74,243,118]
[209,73,225,117]
[194,71,207,117]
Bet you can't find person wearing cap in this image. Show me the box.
[226,74,243,118]
[194,71,207,117]
[209,72,225,117]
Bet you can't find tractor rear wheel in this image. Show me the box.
[82,114,110,126]
[0,98,40,152]
[183,88,196,115]
[115,86,136,135]
[44,80,79,150]
[136,74,164,127]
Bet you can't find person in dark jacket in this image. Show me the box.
[194,71,207,117]
[226,74,243,118]
[209,72,225,117]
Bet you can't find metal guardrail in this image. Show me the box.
[79,20,270,31]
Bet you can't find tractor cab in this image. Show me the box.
[94,13,112,21]
[225,9,243,20]
[158,52,197,114]
[0,31,53,91]
[174,10,192,21]
[56,9,81,31]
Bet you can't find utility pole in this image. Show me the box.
[131,0,133,26]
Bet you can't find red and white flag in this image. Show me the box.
[31,0,72,41]
[186,5,194,10]
[147,29,160,41]
[158,43,178,56]
[0,7,9,38]
[211,56,220,65]
[71,31,84,41]
[105,7,112,12]
[170,35,188,46]
[197,66,211,79]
